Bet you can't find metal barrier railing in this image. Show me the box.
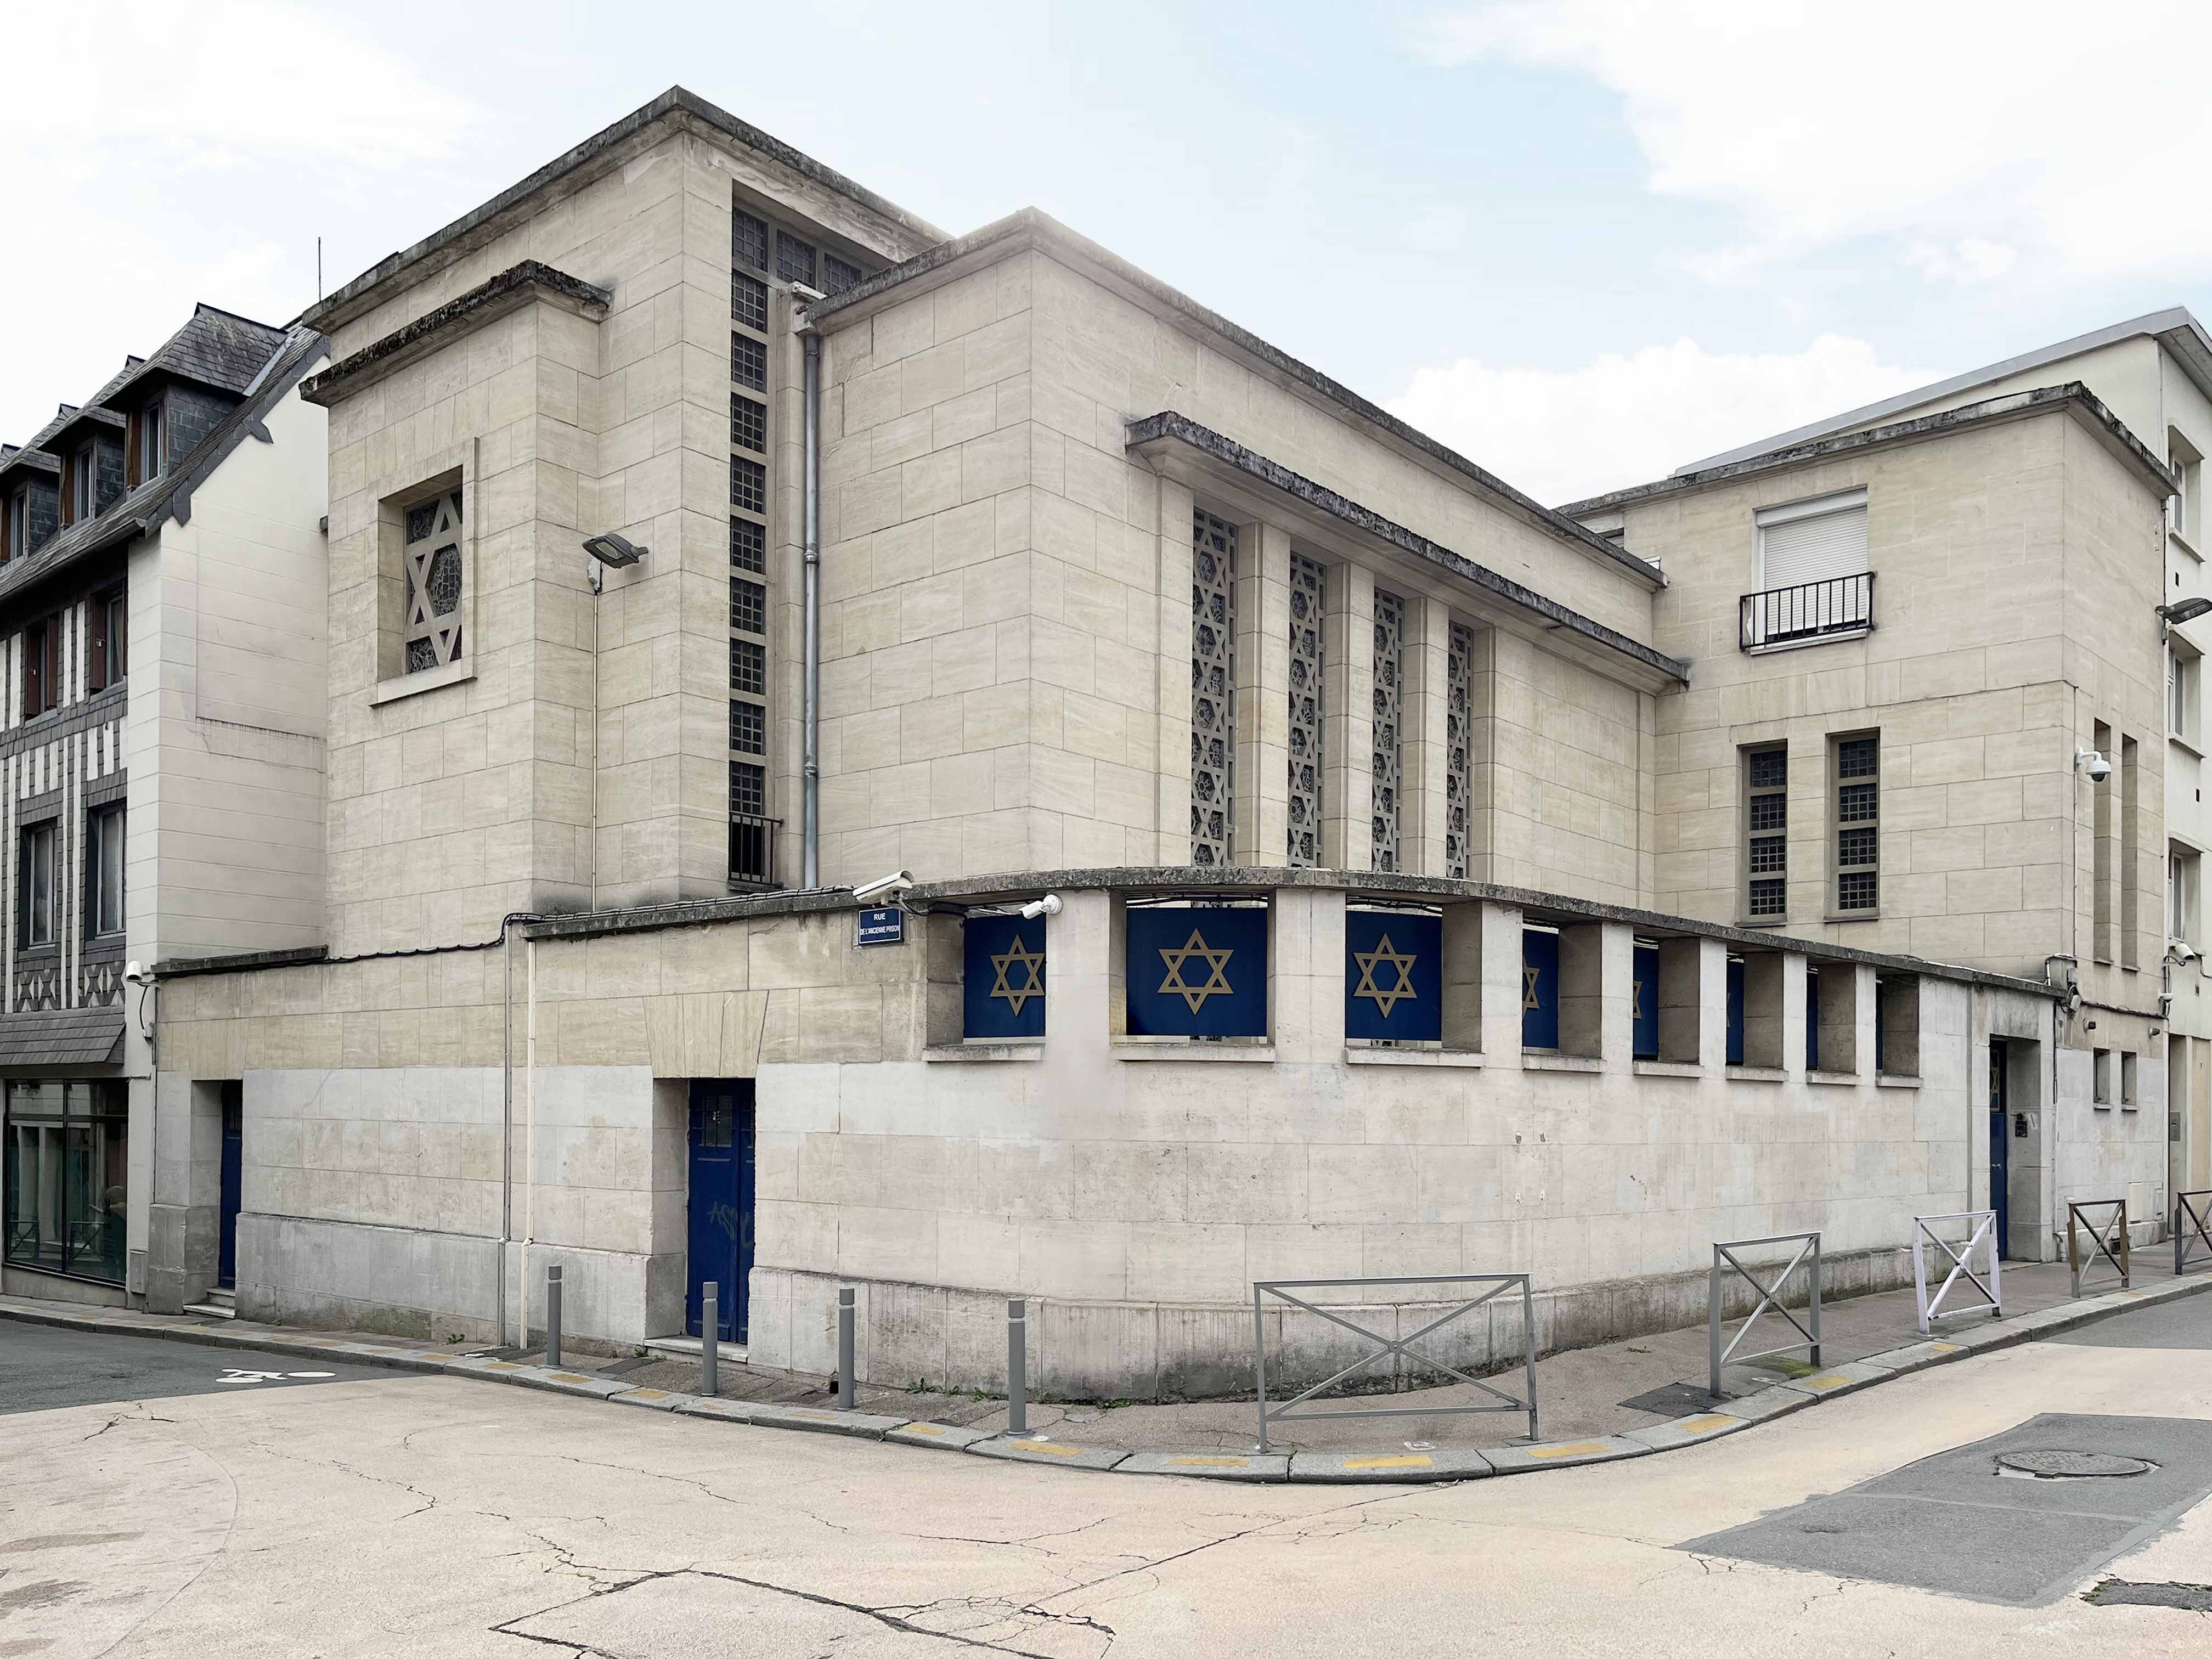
[1709,1232,1821,1396]
[2068,1199,2131,1296]
[2176,1191,2212,1277]
[1912,1210,2001,1333]
[1252,1274,1537,1453]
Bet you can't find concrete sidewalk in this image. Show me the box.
[7,1244,2200,1486]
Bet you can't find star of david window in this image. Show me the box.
[402,489,465,672]
[1446,620,1474,879]
[1287,554,1325,866]
[1190,509,1238,867]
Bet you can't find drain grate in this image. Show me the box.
[2085,1579,2212,1611]
[1997,1450,2154,1480]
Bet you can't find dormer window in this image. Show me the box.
[1,488,25,564]
[65,446,94,526]
[131,400,166,486]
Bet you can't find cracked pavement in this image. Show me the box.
[5,1302,2212,1657]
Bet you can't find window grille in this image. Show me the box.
[730,763,766,816]
[1287,554,1325,866]
[730,457,766,516]
[1746,744,1787,918]
[732,209,769,273]
[730,638,766,697]
[1446,621,1474,879]
[731,333,767,392]
[1372,589,1405,872]
[732,272,769,332]
[730,701,765,755]
[1190,509,1237,866]
[402,488,465,672]
[776,232,816,286]
[1835,735,1879,912]
[731,394,767,454]
[730,517,765,573]
[822,252,864,294]
[730,578,766,635]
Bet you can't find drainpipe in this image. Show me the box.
[520,935,538,1350]
[802,329,822,889]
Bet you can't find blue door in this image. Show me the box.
[1988,1040,2011,1260]
[217,1084,243,1290]
[686,1081,754,1342]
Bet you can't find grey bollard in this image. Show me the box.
[1007,1297,1028,1436]
[701,1283,718,1398]
[545,1264,563,1368]
[836,1286,856,1411]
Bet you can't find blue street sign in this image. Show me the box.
[855,906,906,947]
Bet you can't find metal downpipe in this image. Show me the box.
[802,329,822,890]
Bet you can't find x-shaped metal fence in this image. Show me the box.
[2176,1190,2212,1277]
[2068,1199,2131,1297]
[1912,1210,2001,1334]
[1252,1274,1538,1453]
[1708,1232,1821,1398]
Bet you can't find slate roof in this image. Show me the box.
[0,321,328,615]
[103,304,290,403]
[0,1007,124,1066]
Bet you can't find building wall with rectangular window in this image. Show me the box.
[302,120,928,951]
[1617,403,2167,987]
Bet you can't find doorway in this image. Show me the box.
[1988,1040,2011,1260]
[217,1081,244,1289]
[685,1080,754,1343]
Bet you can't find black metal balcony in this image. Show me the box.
[1740,572,1874,651]
[729,812,781,891]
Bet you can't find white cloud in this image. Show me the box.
[1421,1,2212,285]
[2,2,477,439]
[1387,334,1936,505]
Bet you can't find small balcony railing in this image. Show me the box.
[729,812,781,892]
[1740,572,1874,651]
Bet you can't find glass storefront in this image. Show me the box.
[3,1080,128,1283]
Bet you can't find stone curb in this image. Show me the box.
[7,1270,2210,1487]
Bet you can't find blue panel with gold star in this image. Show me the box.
[1126,905,1268,1037]
[964,915,1047,1039]
[1632,943,1660,1060]
[1345,911,1441,1041]
[1726,955,1746,1065]
[1521,928,1560,1049]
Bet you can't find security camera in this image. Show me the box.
[123,961,149,986]
[2173,944,2202,965]
[1019,894,1063,921]
[2075,748,2113,782]
[851,870,915,904]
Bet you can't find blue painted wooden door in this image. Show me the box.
[1988,1040,2011,1260]
[686,1081,754,1342]
[217,1084,243,1290]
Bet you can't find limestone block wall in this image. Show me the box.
[814,238,1664,896]
[1635,406,2166,994]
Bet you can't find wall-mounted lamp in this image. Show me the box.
[2159,596,2212,626]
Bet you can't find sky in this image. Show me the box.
[12,0,2212,505]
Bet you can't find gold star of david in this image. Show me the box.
[1352,933,1421,1019]
[989,936,1046,1015]
[1523,965,1542,1011]
[1158,928,1235,1013]
[1631,979,1642,1020]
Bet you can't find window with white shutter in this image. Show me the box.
[1744,489,1871,648]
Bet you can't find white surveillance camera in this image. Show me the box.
[851,870,915,904]
[2174,944,2202,965]
[1019,894,1063,921]
[2076,748,2113,782]
[123,960,149,986]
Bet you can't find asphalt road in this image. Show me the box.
[0,1322,401,1415]
[3,1305,2210,1657]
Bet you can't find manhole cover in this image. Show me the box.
[1997,1449,2154,1479]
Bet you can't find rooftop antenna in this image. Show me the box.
[317,236,323,301]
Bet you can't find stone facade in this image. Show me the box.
[129,92,2179,1392]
